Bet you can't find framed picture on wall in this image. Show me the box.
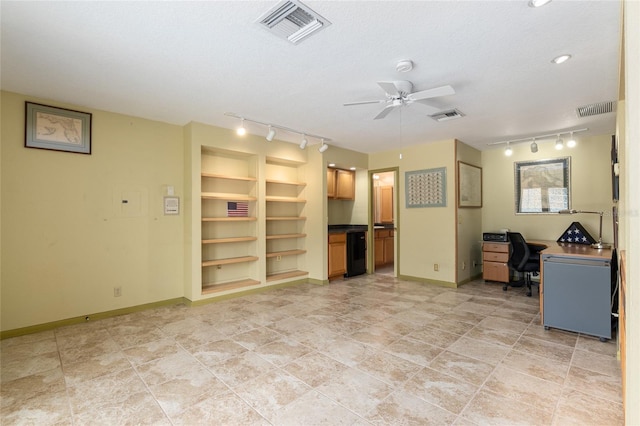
[457,161,482,208]
[25,102,92,154]
[514,157,570,214]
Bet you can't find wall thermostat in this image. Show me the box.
[164,196,180,215]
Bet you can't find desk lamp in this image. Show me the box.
[558,209,611,249]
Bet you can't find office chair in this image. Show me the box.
[505,232,542,297]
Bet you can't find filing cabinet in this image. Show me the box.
[482,242,510,283]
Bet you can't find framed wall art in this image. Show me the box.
[25,102,92,154]
[457,161,482,208]
[405,167,446,208]
[514,157,570,214]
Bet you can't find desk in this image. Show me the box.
[539,242,614,341]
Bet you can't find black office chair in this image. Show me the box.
[505,232,542,297]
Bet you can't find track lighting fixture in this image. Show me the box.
[528,0,552,7]
[504,143,513,156]
[236,118,246,136]
[488,128,587,155]
[224,112,331,151]
[299,135,308,150]
[266,126,276,142]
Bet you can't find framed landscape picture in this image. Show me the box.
[25,102,92,154]
[458,161,482,208]
[514,157,570,214]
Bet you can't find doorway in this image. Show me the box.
[370,168,398,277]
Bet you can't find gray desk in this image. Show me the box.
[540,243,613,341]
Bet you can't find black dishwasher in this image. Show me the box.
[345,231,366,277]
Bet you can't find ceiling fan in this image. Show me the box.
[343,80,455,120]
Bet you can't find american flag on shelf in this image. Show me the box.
[557,221,596,245]
[227,202,248,217]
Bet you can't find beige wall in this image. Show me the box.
[481,135,614,244]
[622,0,639,421]
[369,140,457,284]
[1,91,185,331]
[456,141,483,283]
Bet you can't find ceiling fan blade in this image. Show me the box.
[373,104,396,120]
[407,85,455,101]
[414,101,443,115]
[377,81,400,97]
[343,100,385,107]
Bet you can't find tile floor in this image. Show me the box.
[1,274,623,425]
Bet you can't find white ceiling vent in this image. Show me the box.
[257,0,331,44]
[429,109,465,122]
[576,101,616,117]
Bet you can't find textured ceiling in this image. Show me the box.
[0,1,621,153]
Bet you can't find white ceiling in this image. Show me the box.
[0,1,621,154]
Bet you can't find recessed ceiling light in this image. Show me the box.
[551,54,572,64]
[528,0,552,7]
[328,163,336,167]
[349,167,356,170]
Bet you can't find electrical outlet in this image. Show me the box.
[462,261,466,270]
[434,263,439,272]
[114,287,122,297]
[276,255,282,261]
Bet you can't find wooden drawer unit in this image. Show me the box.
[482,242,510,283]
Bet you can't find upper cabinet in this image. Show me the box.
[327,168,355,200]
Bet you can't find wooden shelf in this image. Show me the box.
[266,233,306,240]
[201,173,257,182]
[265,196,306,203]
[266,216,306,221]
[266,179,307,187]
[266,249,306,258]
[202,192,256,201]
[266,270,308,282]
[202,278,260,294]
[202,256,258,267]
[202,217,257,222]
[202,236,257,244]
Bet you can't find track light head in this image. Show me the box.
[318,140,329,153]
[299,135,308,150]
[504,143,513,156]
[555,136,564,150]
[236,118,246,136]
[530,140,538,153]
[266,126,275,142]
[566,132,577,148]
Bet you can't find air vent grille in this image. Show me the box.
[257,0,331,44]
[576,101,616,117]
[429,109,465,122]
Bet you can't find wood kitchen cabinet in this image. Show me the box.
[327,168,355,200]
[374,229,394,267]
[379,186,393,223]
[328,233,346,278]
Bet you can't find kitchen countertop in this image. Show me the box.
[328,224,394,233]
[328,224,368,233]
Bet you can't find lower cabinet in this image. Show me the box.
[374,229,394,267]
[328,233,346,279]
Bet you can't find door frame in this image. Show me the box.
[368,167,399,276]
